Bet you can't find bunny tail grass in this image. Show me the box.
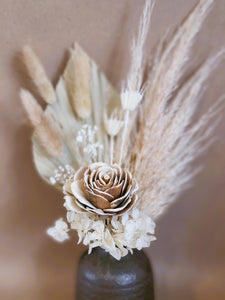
[22,46,56,104]
[20,89,63,157]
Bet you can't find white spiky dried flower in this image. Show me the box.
[104,110,124,136]
[120,90,143,111]
[104,110,124,164]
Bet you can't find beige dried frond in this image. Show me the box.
[22,46,56,104]
[20,89,63,157]
[63,44,91,119]
[126,0,155,93]
[131,48,225,220]
[121,0,213,162]
[147,0,214,105]
[122,0,225,220]
[119,0,155,164]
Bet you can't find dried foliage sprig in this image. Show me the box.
[20,0,225,259]
[135,49,225,220]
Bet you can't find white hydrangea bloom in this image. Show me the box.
[66,207,156,260]
[47,218,70,242]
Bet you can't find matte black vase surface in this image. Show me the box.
[76,247,154,300]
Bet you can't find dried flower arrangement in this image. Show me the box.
[20,0,224,260]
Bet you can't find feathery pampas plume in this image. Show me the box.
[119,0,155,164]
[125,0,225,220]
[20,0,225,259]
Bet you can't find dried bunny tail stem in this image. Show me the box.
[119,0,155,165]
[20,89,43,126]
[63,43,91,119]
[20,89,63,157]
[22,46,56,104]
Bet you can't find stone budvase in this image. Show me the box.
[76,247,154,300]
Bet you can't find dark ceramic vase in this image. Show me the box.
[76,247,154,300]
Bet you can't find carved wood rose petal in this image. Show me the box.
[64,162,138,216]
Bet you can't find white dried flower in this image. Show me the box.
[49,164,75,186]
[76,125,104,162]
[121,90,143,111]
[47,218,69,242]
[66,208,156,260]
[104,110,124,137]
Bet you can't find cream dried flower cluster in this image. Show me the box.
[20,0,224,260]
[66,208,156,260]
[47,218,69,242]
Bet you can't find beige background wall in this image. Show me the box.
[0,0,225,299]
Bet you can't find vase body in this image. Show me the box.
[76,247,154,300]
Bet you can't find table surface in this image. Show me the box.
[0,1,225,299]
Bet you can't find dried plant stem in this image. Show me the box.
[22,46,56,104]
[119,110,130,165]
[110,135,114,165]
